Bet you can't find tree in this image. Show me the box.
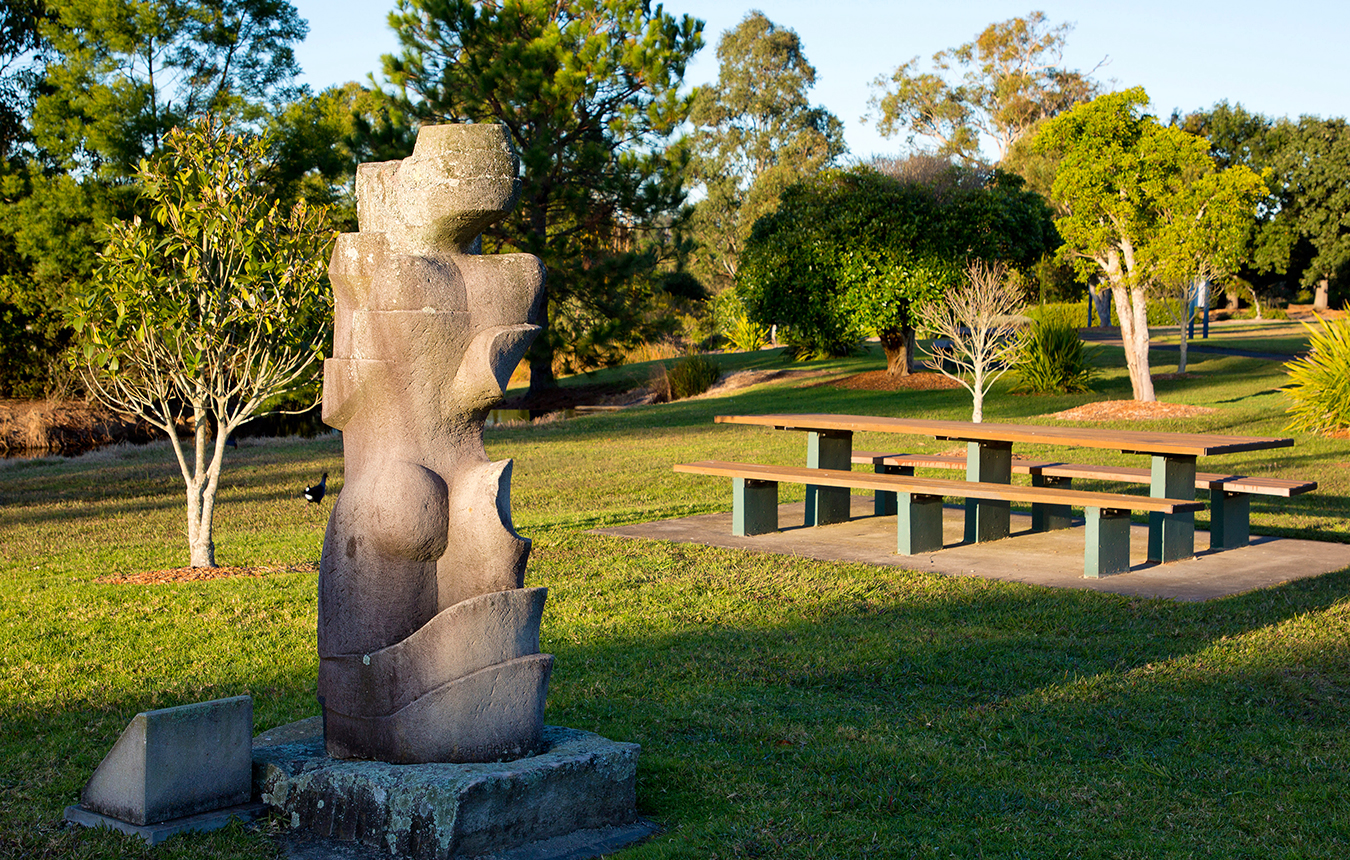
[0,0,311,397]
[1033,88,1264,400]
[870,11,1100,163]
[1265,117,1350,312]
[71,120,334,568]
[685,11,845,288]
[32,0,307,177]
[919,260,1026,422]
[737,162,1056,374]
[0,0,47,159]
[382,0,703,395]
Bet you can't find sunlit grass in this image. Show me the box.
[2,344,1349,858]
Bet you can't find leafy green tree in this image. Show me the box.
[0,0,310,396]
[870,11,1099,163]
[737,162,1056,374]
[0,0,48,159]
[33,0,307,176]
[71,120,333,568]
[1033,88,1265,400]
[1264,117,1350,312]
[686,11,845,288]
[382,0,703,395]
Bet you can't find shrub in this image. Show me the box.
[652,354,722,402]
[1013,318,1097,394]
[1284,316,1350,434]
[1025,301,1086,331]
[724,311,769,352]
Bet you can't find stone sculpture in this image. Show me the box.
[316,124,551,764]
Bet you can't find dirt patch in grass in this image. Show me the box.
[1049,400,1218,421]
[97,562,318,585]
[823,370,964,392]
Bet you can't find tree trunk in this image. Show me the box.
[1315,277,1330,313]
[1089,286,1112,327]
[879,328,911,376]
[525,299,555,397]
[1113,284,1156,402]
[1176,326,1188,374]
[1225,288,1240,312]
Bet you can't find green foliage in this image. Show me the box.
[1013,317,1096,394]
[1033,87,1266,400]
[653,353,722,401]
[70,119,334,567]
[869,12,1099,162]
[1283,316,1350,434]
[686,11,846,288]
[1024,301,1084,330]
[1263,117,1350,292]
[738,164,1057,368]
[383,0,703,392]
[724,310,769,353]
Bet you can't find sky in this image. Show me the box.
[290,0,1350,161]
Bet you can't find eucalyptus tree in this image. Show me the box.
[686,11,845,287]
[72,121,333,569]
[1033,88,1265,400]
[382,0,703,393]
[871,11,1099,163]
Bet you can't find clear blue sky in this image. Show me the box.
[291,1,1350,161]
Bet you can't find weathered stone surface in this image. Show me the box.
[318,123,551,763]
[76,695,253,826]
[254,721,642,859]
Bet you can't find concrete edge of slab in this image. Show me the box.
[63,801,267,845]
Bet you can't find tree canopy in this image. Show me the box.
[737,162,1056,373]
[382,0,703,394]
[870,11,1099,162]
[685,10,845,287]
[1034,87,1265,400]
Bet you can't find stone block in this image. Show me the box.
[254,719,644,859]
[72,695,254,827]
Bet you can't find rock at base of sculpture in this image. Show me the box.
[317,123,551,764]
[253,717,653,860]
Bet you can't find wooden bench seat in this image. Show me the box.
[675,460,1204,578]
[851,450,1317,550]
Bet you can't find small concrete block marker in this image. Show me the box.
[65,695,264,844]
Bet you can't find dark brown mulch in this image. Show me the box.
[823,371,965,392]
[96,561,319,585]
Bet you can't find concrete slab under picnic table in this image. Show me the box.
[592,497,1350,602]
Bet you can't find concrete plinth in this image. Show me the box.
[253,718,649,860]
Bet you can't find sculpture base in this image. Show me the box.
[253,718,651,859]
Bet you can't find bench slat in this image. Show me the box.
[675,460,1204,514]
[851,451,1317,497]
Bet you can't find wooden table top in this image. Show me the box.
[714,413,1294,457]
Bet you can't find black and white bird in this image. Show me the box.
[304,472,328,504]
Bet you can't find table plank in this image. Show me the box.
[714,413,1293,457]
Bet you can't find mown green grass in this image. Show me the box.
[3,345,1350,858]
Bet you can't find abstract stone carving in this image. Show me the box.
[317,124,551,764]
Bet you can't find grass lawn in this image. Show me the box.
[3,344,1350,858]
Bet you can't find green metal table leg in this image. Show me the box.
[873,463,911,516]
[1031,473,1074,532]
[1148,454,1196,563]
[1085,506,1131,578]
[805,430,852,526]
[964,440,1012,543]
[898,492,944,555]
[733,477,778,536]
[1209,490,1250,550]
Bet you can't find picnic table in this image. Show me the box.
[712,413,1297,564]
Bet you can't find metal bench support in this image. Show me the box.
[733,477,778,536]
[805,430,852,526]
[897,492,944,555]
[1030,473,1074,532]
[1085,507,1132,578]
[1209,490,1250,550]
[964,441,1012,543]
[1149,455,1196,563]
